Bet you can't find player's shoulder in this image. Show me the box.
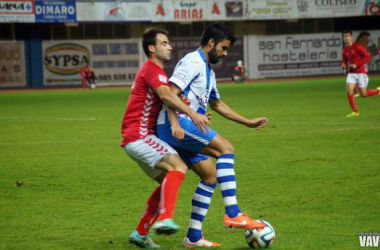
[136,61,166,84]
[142,60,160,71]
[174,53,203,79]
[142,60,165,76]
[353,42,365,49]
[179,51,203,66]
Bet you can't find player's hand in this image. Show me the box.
[342,69,346,75]
[245,117,268,129]
[189,110,211,132]
[350,64,357,69]
[171,125,185,141]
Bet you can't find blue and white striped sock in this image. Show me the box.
[216,154,241,218]
[186,181,216,242]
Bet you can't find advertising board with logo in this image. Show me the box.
[35,0,76,23]
[361,0,380,16]
[247,0,298,20]
[247,33,343,79]
[76,0,151,22]
[0,41,26,87]
[152,0,246,22]
[0,0,35,23]
[152,0,208,22]
[42,39,142,86]
[164,37,243,80]
[296,0,379,18]
[207,0,246,20]
[151,0,380,21]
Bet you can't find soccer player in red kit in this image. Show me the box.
[121,28,209,248]
[352,31,371,97]
[342,30,380,117]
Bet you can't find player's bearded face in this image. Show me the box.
[208,39,231,64]
[208,46,220,64]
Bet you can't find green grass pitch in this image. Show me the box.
[1,76,379,249]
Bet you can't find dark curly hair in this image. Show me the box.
[200,23,236,47]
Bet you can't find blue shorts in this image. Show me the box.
[157,116,218,166]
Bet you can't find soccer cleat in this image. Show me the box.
[129,230,160,249]
[346,112,359,117]
[152,219,180,235]
[354,93,360,98]
[377,87,380,95]
[223,213,266,229]
[182,237,221,248]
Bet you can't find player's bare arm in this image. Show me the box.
[156,85,210,131]
[209,99,268,130]
[167,107,184,140]
[169,82,182,95]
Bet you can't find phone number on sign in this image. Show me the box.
[98,74,136,81]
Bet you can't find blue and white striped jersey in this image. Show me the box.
[157,48,220,125]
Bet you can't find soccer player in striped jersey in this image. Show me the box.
[342,30,380,117]
[121,28,209,249]
[157,23,268,248]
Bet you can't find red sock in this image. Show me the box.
[158,171,185,220]
[366,89,379,97]
[348,95,358,112]
[136,186,161,235]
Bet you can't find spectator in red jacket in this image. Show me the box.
[80,64,97,89]
[232,60,246,84]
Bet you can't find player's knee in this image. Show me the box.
[202,175,217,184]
[159,155,188,174]
[170,155,188,174]
[173,163,188,174]
[221,141,234,154]
[164,164,187,174]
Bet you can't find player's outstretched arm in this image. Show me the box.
[209,99,268,130]
[156,85,210,131]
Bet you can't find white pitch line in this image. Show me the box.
[212,120,377,125]
[1,127,378,146]
[0,117,102,121]
[0,141,71,146]
[55,117,97,121]
[225,126,380,138]
[0,139,117,146]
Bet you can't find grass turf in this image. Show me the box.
[0,76,379,249]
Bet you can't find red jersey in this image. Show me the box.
[342,42,371,74]
[121,60,169,146]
